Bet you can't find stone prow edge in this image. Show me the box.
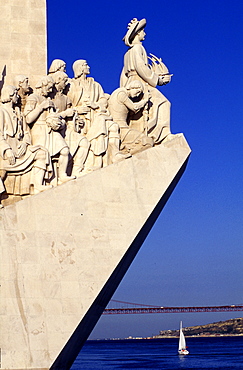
[50,155,190,370]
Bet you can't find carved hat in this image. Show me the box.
[123,18,146,47]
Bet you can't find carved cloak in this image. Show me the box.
[120,43,170,143]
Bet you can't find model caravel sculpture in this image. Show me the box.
[0,13,191,370]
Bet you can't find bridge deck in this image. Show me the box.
[103,305,243,315]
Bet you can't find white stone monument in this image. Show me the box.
[0,0,47,89]
[0,6,191,370]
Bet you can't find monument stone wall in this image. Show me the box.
[0,135,191,369]
[0,0,47,89]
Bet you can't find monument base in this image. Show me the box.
[0,134,191,369]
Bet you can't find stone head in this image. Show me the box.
[52,71,69,91]
[49,59,66,74]
[35,76,54,97]
[127,80,144,98]
[14,75,30,94]
[123,18,146,46]
[46,113,63,131]
[1,85,19,104]
[73,60,90,78]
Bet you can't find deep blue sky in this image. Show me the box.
[47,0,243,339]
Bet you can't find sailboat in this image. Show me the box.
[178,321,189,355]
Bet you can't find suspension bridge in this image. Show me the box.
[103,300,243,315]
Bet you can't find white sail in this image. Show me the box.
[178,321,189,354]
[178,322,186,350]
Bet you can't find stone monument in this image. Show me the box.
[0,0,47,89]
[0,6,191,370]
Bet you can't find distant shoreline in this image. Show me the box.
[91,318,243,341]
[90,334,243,341]
[153,334,243,338]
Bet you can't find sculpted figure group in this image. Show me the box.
[0,18,174,206]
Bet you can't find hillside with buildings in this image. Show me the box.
[157,318,243,337]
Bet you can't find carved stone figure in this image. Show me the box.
[120,18,173,144]
[51,71,73,118]
[52,71,90,177]
[13,74,31,112]
[24,75,75,184]
[48,59,66,74]
[0,19,176,204]
[68,60,127,170]
[108,80,153,154]
[0,85,50,206]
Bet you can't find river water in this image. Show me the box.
[71,336,243,369]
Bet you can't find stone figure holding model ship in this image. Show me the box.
[120,18,173,144]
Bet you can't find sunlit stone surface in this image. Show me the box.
[0,0,47,88]
[0,134,191,369]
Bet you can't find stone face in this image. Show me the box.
[0,135,191,369]
[0,0,47,89]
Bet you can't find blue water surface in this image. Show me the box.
[71,336,243,369]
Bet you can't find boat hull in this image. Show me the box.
[178,349,189,355]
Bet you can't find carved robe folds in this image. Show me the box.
[0,107,47,195]
[68,77,110,156]
[120,44,171,143]
[24,93,67,157]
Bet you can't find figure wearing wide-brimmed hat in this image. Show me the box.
[120,18,173,144]
[123,18,147,48]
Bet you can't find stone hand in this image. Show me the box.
[39,99,55,111]
[5,148,16,165]
[77,106,91,114]
[63,108,74,117]
[16,142,27,158]
[85,101,98,110]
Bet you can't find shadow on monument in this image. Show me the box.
[0,64,6,91]
[50,156,190,370]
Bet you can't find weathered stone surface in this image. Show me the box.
[0,135,191,369]
[0,0,46,89]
